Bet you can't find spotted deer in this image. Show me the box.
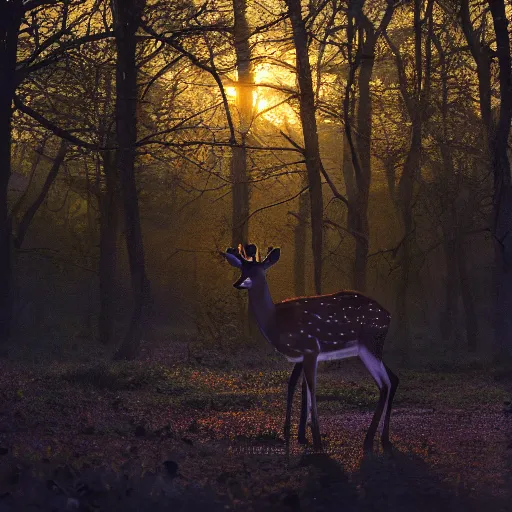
[221,244,399,452]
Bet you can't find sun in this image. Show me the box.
[255,97,268,112]
[226,64,297,125]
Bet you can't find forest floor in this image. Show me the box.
[0,338,511,511]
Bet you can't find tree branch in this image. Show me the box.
[13,95,106,150]
[14,139,68,249]
[238,185,310,228]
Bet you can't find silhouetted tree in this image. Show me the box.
[286,0,324,294]
[111,0,150,360]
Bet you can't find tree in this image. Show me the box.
[230,0,253,247]
[286,0,324,294]
[384,0,434,362]
[111,0,149,360]
[0,0,23,346]
[343,0,395,291]
[487,0,512,359]
[459,0,512,358]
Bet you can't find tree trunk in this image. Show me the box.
[111,0,149,361]
[293,174,309,297]
[460,0,493,146]
[462,0,512,360]
[230,146,249,246]
[393,3,432,365]
[440,232,460,351]
[352,43,374,292]
[98,150,118,345]
[230,0,252,247]
[342,99,367,291]
[386,0,433,364]
[344,3,394,292]
[97,67,118,346]
[395,128,420,363]
[0,1,22,347]
[457,238,478,352]
[342,125,357,205]
[488,0,512,360]
[286,0,324,294]
[492,188,512,360]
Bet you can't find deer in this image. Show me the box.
[220,243,399,453]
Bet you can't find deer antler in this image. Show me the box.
[224,244,266,263]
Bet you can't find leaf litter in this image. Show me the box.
[0,356,510,511]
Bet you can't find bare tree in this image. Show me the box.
[487,0,512,359]
[343,0,395,291]
[111,0,150,360]
[0,0,113,347]
[231,0,253,246]
[383,0,434,363]
[0,0,23,346]
[286,0,324,294]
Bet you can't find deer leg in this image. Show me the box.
[284,362,303,444]
[303,354,322,451]
[381,363,399,452]
[298,375,309,444]
[359,345,390,454]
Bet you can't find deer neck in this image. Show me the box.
[247,281,278,344]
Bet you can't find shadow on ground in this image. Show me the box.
[0,443,510,511]
[291,447,511,512]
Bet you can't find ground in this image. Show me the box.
[0,339,510,511]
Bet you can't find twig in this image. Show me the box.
[237,185,310,228]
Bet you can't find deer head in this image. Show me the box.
[221,244,280,289]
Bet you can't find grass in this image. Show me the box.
[59,362,171,391]
[0,349,510,512]
[45,358,509,416]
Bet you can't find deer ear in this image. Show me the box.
[222,251,243,269]
[262,247,280,270]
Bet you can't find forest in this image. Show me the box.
[0,0,511,510]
